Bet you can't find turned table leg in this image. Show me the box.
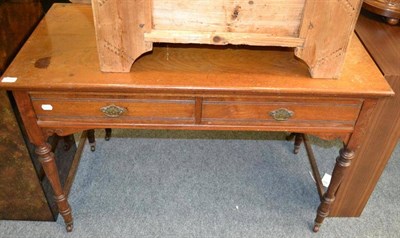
[313,148,355,232]
[36,143,73,232]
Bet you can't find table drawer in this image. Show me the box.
[202,98,362,129]
[30,93,196,124]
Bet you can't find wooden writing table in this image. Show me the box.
[0,4,393,233]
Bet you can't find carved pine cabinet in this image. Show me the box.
[91,0,364,78]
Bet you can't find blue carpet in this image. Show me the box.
[0,130,398,238]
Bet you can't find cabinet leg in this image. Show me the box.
[87,129,96,152]
[36,143,73,232]
[313,148,354,232]
[286,133,303,154]
[293,133,303,154]
[105,128,112,141]
[62,135,73,151]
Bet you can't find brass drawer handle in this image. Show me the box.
[269,108,294,121]
[100,104,127,118]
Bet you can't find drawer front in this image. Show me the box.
[202,98,362,129]
[31,93,196,124]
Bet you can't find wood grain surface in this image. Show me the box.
[0,5,392,98]
[90,0,364,78]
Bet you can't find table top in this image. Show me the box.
[0,4,393,98]
[356,9,400,77]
